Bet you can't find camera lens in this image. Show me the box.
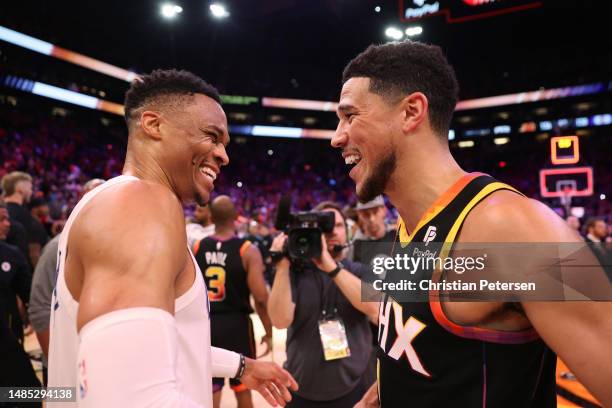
[296,236,310,255]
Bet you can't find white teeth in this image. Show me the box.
[199,166,217,181]
[344,154,362,165]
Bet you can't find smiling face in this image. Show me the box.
[155,94,230,206]
[332,77,400,202]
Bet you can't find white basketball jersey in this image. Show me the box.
[48,175,213,406]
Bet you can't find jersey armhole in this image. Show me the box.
[429,184,539,344]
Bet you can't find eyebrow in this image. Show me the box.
[200,125,230,146]
[336,103,356,118]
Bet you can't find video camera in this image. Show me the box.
[272,195,335,260]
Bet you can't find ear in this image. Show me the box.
[139,110,163,141]
[399,92,429,134]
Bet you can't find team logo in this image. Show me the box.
[1,262,10,272]
[423,226,437,246]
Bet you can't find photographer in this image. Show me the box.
[268,201,378,408]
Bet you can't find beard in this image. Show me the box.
[357,150,396,203]
[194,191,208,207]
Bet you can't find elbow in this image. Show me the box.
[271,317,292,330]
[268,305,294,329]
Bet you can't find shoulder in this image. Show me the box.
[461,189,582,243]
[72,180,187,261]
[79,180,183,230]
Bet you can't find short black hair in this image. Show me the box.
[342,41,459,137]
[124,69,221,126]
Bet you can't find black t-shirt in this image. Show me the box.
[29,217,49,247]
[352,230,396,266]
[284,258,372,401]
[0,241,32,336]
[6,219,29,262]
[7,202,47,245]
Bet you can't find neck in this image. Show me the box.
[371,226,386,240]
[123,141,177,198]
[214,224,235,239]
[385,135,465,233]
[4,195,23,205]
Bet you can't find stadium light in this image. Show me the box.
[493,137,510,145]
[375,6,381,13]
[161,3,183,19]
[210,3,230,18]
[405,26,423,37]
[385,27,403,41]
[458,140,475,148]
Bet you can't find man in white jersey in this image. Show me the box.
[48,69,298,407]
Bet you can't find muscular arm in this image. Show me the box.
[244,244,273,339]
[73,183,183,326]
[464,191,612,406]
[69,181,204,407]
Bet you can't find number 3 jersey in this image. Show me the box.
[377,173,556,407]
[193,236,254,315]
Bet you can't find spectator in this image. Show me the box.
[268,201,377,408]
[350,196,395,265]
[186,204,215,249]
[584,217,608,243]
[1,171,45,266]
[29,198,52,239]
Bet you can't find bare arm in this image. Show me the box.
[267,234,295,329]
[66,181,206,407]
[465,191,612,406]
[73,183,183,328]
[243,244,273,342]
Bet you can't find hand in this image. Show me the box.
[354,382,379,408]
[240,358,299,407]
[258,334,273,358]
[270,233,287,252]
[311,234,337,273]
[270,234,290,267]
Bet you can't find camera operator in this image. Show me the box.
[268,201,378,408]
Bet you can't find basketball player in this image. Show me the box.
[331,42,612,406]
[47,69,297,407]
[194,195,273,408]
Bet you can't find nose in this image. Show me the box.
[331,122,348,148]
[214,143,229,167]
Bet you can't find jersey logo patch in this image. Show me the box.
[423,226,437,246]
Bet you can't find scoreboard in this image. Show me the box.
[399,0,542,23]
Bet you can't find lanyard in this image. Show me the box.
[314,266,340,318]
